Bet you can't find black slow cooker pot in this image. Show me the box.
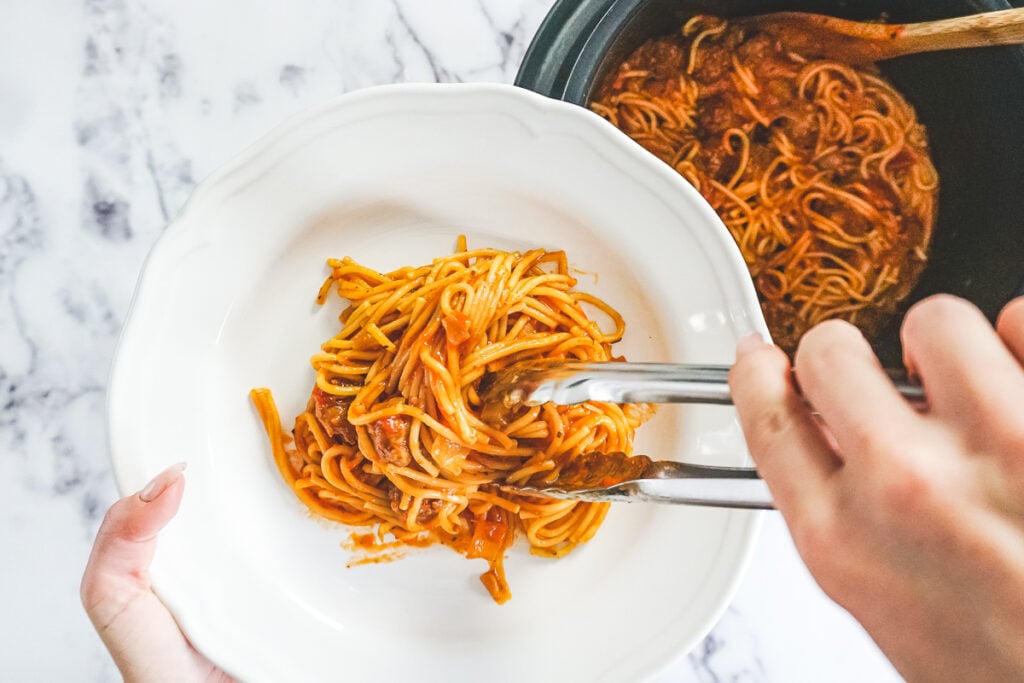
[517,0,1024,366]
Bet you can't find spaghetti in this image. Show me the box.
[251,240,651,603]
[592,15,939,352]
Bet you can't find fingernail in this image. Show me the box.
[139,462,187,502]
[736,332,768,358]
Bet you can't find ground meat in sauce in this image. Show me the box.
[692,43,733,83]
[695,95,745,136]
[593,17,937,355]
[735,34,777,70]
[367,414,413,467]
[817,147,860,181]
[628,38,688,87]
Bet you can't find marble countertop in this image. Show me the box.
[1,1,900,680]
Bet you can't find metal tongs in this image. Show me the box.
[482,361,925,510]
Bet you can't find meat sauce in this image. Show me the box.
[594,18,937,352]
[310,385,513,601]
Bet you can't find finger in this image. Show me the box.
[730,334,840,518]
[996,296,1024,366]
[83,463,187,591]
[795,320,920,466]
[902,295,1024,431]
[82,463,187,634]
[81,464,214,681]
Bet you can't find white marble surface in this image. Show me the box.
[0,1,902,681]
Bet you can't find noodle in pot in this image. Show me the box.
[251,241,651,604]
[591,15,939,352]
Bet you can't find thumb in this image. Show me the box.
[81,462,186,632]
[82,464,231,682]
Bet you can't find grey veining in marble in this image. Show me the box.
[0,2,900,681]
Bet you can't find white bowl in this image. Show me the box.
[108,83,768,683]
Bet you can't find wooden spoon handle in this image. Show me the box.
[740,8,1024,63]
[898,7,1024,55]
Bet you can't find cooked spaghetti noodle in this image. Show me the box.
[592,15,939,352]
[251,240,651,603]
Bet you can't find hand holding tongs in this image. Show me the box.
[482,361,925,510]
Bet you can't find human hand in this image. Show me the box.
[729,295,1024,682]
[81,463,234,683]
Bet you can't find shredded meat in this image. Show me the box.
[311,386,357,445]
[367,415,412,467]
[385,481,441,523]
[349,463,383,488]
[551,451,653,490]
[415,498,441,523]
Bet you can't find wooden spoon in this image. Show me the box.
[736,7,1024,64]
